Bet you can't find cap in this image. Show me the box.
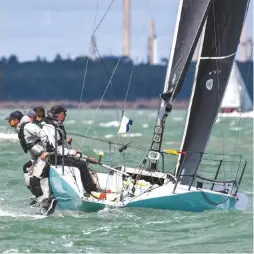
[49,105,67,115]
[27,110,36,118]
[5,110,24,122]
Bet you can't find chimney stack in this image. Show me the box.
[123,0,131,57]
[148,19,157,65]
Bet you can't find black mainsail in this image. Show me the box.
[149,0,212,170]
[176,0,250,185]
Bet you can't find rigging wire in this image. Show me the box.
[92,0,115,36]
[76,0,151,174]
[120,64,135,168]
[81,56,122,137]
[210,2,232,181]
[211,2,226,162]
[122,64,135,115]
[77,0,116,114]
[76,0,122,150]
[84,38,140,170]
[78,0,99,110]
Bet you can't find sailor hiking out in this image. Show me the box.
[6,110,56,215]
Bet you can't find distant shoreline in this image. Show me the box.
[0,99,189,110]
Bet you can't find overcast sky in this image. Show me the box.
[0,0,253,62]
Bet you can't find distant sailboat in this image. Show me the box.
[218,62,253,118]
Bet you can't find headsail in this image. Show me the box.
[161,0,212,102]
[176,0,250,185]
[149,0,212,170]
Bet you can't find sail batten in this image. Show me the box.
[200,53,236,60]
[176,0,250,185]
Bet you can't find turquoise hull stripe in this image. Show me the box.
[125,191,236,212]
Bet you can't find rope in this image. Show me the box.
[123,64,135,111]
[79,57,122,147]
[211,3,226,165]
[198,188,232,206]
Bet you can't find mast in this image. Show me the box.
[148,0,212,171]
[148,0,183,171]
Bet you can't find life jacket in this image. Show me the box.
[43,117,67,146]
[18,122,41,154]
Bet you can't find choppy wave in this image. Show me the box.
[2,249,20,253]
[172,116,184,122]
[121,133,142,137]
[104,132,143,139]
[0,132,18,141]
[81,120,94,125]
[165,141,176,145]
[0,109,252,253]
[0,208,46,220]
[104,134,114,139]
[99,121,119,128]
[229,127,243,132]
[64,120,76,124]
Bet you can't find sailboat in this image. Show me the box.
[218,61,253,118]
[49,0,250,213]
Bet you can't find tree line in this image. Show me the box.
[0,55,252,102]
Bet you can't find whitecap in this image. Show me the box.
[142,124,149,128]
[0,132,18,141]
[64,120,76,124]
[81,120,94,125]
[3,249,19,253]
[0,209,46,220]
[165,141,175,145]
[172,117,183,121]
[120,133,142,137]
[99,121,119,128]
[229,127,243,132]
[63,241,73,248]
[104,134,114,139]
